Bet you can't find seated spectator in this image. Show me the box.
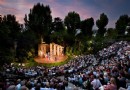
[104,77,117,90]
[7,82,16,90]
[16,79,21,90]
[91,75,102,90]
[118,72,127,88]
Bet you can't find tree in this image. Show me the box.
[0,15,2,23]
[0,22,12,64]
[0,14,21,64]
[106,28,117,38]
[96,13,108,36]
[50,17,66,45]
[17,30,37,62]
[116,15,129,35]
[81,17,94,38]
[2,14,21,42]
[126,22,130,35]
[64,11,80,46]
[24,3,52,43]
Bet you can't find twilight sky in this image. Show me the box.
[0,0,130,28]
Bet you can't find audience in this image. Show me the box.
[0,41,130,90]
[104,77,117,90]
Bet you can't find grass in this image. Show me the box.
[25,56,72,68]
[3,55,73,69]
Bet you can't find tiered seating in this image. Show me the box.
[0,41,130,90]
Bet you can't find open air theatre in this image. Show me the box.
[35,42,67,63]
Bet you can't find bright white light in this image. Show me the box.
[11,63,14,66]
[125,31,128,35]
[75,29,81,36]
[22,63,25,66]
[40,50,43,57]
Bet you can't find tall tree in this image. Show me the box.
[24,3,52,43]
[116,15,129,35]
[17,30,37,62]
[64,11,80,46]
[81,17,94,38]
[2,14,21,41]
[50,17,66,45]
[96,13,108,36]
[0,14,21,64]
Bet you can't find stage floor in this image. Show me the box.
[34,55,68,63]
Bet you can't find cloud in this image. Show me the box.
[0,0,103,23]
[1,0,130,28]
[49,0,97,21]
[0,0,6,5]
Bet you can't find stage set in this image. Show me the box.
[35,42,67,63]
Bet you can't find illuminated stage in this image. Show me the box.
[35,42,67,63]
[34,55,67,63]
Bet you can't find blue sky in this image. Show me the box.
[0,0,130,28]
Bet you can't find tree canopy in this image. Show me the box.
[81,17,94,38]
[24,3,52,43]
[0,14,21,64]
[0,3,130,65]
[96,13,108,36]
[64,11,80,46]
[116,15,129,35]
[50,17,66,45]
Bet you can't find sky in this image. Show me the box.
[0,0,130,28]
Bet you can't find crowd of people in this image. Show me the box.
[0,41,130,90]
[68,41,130,90]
